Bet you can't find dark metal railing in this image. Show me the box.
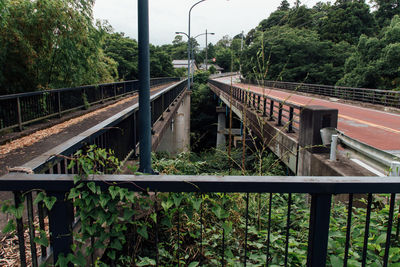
[209,79,302,133]
[0,77,179,132]
[242,78,400,109]
[1,174,399,266]
[0,80,187,266]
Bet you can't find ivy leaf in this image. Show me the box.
[2,220,15,234]
[107,250,116,260]
[211,205,229,219]
[109,186,119,200]
[34,230,49,247]
[33,192,45,205]
[123,208,135,221]
[222,221,233,235]
[43,196,57,210]
[191,198,202,211]
[150,213,157,223]
[136,257,156,266]
[330,255,342,267]
[173,194,184,207]
[100,194,110,208]
[111,239,122,250]
[68,188,80,200]
[137,225,148,239]
[188,262,199,267]
[161,199,173,212]
[87,182,96,194]
[376,234,386,244]
[55,253,68,267]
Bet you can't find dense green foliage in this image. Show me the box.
[240,0,400,90]
[0,0,177,95]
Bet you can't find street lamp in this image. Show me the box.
[193,30,214,71]
[191,30,215,80]
[187,0,206,90]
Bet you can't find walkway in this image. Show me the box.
[214,76,400,155]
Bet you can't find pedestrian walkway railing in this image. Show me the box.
[18,80,187,174]
[242,78,400,109]
[209,79,302,133]
[0,77,179,132]
[1,174,399,266]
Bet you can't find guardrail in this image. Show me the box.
[209,79,302,133]
[209,72,239,79]
[242,78,400,109]
[0,77,179,132]
[1,174,399,266]
[336,130,400,175]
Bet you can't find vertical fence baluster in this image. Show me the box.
[17,97,23,131]
[37,199,47,259]
[396,202,400,240]
[27,192,38,267]
[263,98,267,117]
[266,193,273,267]
[177,202,180,267]
[154,192,159,266]
[344,193,353,267]
[244,192,249,267]
[288,107,294,133]
[306,193,332,267]
[269,100,274,121]
[48,191,74,266]
[14,191,27,267]
[284,193,292,267]
[383,193,396,267]
[361,193,373,267]
[277,103,283,126]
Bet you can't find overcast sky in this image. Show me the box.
[94,0,322,46]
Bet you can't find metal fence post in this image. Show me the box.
[17,97,23,131]
[58,91,62,118]
[307,193,332,267]
[48,191,74,266]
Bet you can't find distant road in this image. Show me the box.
[214,76,400,156]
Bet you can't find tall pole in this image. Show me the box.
[205,29,208,71]
[188,0,206,90]
[138,0,152,173]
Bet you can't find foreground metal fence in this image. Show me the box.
[242,78,400,109]
[1,174,399,267]
[0,77,179,132]
[209,79,302,133]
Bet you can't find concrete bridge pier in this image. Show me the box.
[216,106,226,149]
[156,93,191,155]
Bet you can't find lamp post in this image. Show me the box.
[191,31,214,79]
[187,0,206,90]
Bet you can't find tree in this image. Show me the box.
[242,25,351,85]
[278,0,290,11]
[103,32,139,80]
[317,0,376,44]
[372,0,400,27]
[337,15,400,90]
[0,0,117,94]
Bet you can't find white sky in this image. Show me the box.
[94,0,322,46]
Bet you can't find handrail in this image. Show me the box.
[19,80,187,174]
[209,79,302,133]
[242,78,400,109]
[0,77,180,132]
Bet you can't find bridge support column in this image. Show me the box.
[216,106,226,149]
[156,93,190,155]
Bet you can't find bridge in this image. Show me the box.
[0,72,399,266]
[1,10,400,264]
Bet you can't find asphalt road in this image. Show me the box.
[214,76,400,155]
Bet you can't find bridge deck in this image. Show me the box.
[0,82,175,176]
[215,76,400,155]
